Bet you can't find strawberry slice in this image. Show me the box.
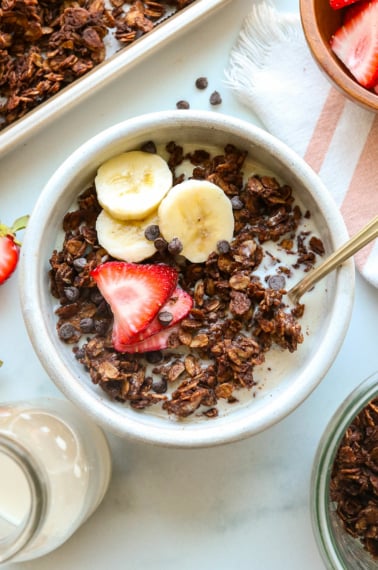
[115,324,180,354]
[330,0,361,11]
[0,216,29,285]
[343,0,371,22]
[91,262,178,345]
[130,287,193,343]
[330,0,378,88]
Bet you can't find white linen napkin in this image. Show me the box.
[225,0,378,288]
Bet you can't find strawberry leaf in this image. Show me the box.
[11,215,29,234]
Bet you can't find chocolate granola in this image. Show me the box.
[330,398,378,559]
[0,0,195,129]
[49,142,324,418]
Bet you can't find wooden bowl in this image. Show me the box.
[300,0,378,112]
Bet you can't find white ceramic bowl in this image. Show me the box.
[19,110,354,448]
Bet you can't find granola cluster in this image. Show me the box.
[49,142,324,419]
[0,0,194,129]
[330,398,378,559]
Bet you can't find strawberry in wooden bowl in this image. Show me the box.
[300,0,378,111]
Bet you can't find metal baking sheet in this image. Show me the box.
[0,0,231,157]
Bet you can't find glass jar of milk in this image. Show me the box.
[0,398,112,564]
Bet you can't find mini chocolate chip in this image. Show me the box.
[230,196,244,210]
[73,257,87,272]
[195,76,208,89]
[96,300,111,318]
[268,274,286,290]
[158,311,173,327]
[154,237,168,252]
[210,90,222,105]
[146,351,163,364]
[58,323,76,340]
[217,240,230,254]
[140,140,157,154]
[144,224,160,241]
[176,100,190,109]
[167,237,183,255]
[94,319,108,336]
[80,317,94,333]
[74,348,85,360]
[90,289,104,304]
[64,286,79,302]
[152,376,168,394]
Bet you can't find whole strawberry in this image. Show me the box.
[0,215,29,285]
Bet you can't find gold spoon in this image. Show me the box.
[288,215,378,304]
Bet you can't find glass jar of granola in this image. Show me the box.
[311,371,378,569]
[0,398,111,564]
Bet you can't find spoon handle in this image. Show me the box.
[288,215,378,304]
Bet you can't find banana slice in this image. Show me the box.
[158,179,234,263]
[95,151,173,220]
[96,209,158,263]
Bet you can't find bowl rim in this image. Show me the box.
[299,0,378,112]
[19,110,355,447]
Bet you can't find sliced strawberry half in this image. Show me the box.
[91,262,178,345]
[115,324,180,354]
[330,0,378,88]
[343,0,371,23]
[130,287,193,343]
[330,0,361,11]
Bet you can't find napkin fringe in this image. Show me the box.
[225,1,300,104]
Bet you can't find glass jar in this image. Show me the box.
[311,371,378,570]
[0,398,112,564]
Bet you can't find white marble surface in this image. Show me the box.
[0,0,377,567]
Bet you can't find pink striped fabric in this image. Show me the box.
[303,89,346,172]
[226,0,378,287]
[305,91,378,274]
[340,115,378,267]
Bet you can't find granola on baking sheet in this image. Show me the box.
[0,0,195,129]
